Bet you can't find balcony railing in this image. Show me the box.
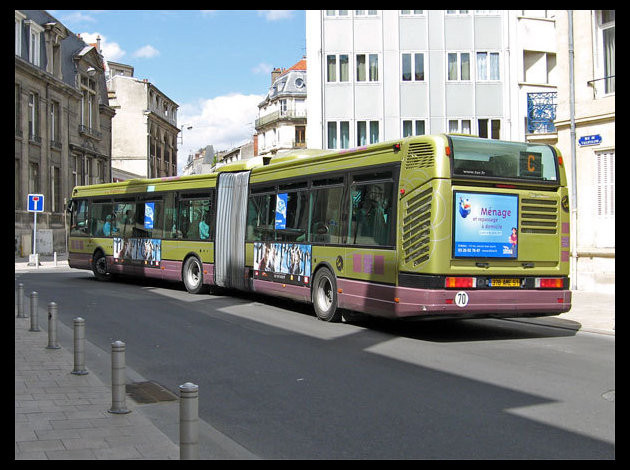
[526,92,557,134]
[78,125,102,139]
[255,109,307,129]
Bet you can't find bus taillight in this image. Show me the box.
[535,278,564,288]
[445,277,476,288]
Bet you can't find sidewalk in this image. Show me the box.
[15,314,180,459]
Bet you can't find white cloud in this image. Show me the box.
[177,93,263,174]
[252,62,273,75]
[60,12,97,24]
[257,10,294,21]
[132,45,160,59]
[78,32,126,62]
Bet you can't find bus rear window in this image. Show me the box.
[449,135,559,183]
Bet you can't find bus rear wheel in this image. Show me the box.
[312,267,342,322]
[183,256,207,294]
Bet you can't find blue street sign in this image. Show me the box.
[578,134,602,146]
[27,194,45,212]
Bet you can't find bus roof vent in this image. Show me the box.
[405,142,435,170]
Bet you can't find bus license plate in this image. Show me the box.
[490,278,520,287]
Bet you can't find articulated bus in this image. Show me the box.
[68,134,571,322]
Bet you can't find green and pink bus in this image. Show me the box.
[68,134,571,321]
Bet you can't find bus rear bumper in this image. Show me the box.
[337,278,572,320]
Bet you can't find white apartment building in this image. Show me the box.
[255,59,307,155]
[306,10,559,149]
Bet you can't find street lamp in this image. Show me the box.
[178,124,193,145]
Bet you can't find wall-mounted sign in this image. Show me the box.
[578,135,602,146]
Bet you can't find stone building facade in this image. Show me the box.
[15,10,114,254]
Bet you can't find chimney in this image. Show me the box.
[253,134,259,156]
[271,67,282,85]
[96,35,101,54]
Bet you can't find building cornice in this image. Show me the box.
[15,56,82,98]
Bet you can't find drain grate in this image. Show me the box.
[126,381,178,404]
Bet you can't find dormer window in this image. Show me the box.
[25,20,44,66]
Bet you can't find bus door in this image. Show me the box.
[215,171,250,290]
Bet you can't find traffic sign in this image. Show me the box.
[28,194,45,212]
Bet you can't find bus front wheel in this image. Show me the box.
[312,267,342,322]
[183,256,207,294]
[92,250,112,281]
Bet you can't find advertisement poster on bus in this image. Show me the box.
[113,237,161,267]
[453,191,518,259]
[275,193,287,230]
[253,242,311,285]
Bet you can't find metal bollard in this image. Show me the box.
[29,292,40,331]
[108,341,130,414]
[179,382,199,460]
[46,302,61,349]
[71,317,88,375]
[16,283,25,318]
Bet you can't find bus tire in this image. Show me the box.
[183,256,207,294]
[312,266,342,322]
[92,250,112,281]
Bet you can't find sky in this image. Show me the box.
[50,10,306,173]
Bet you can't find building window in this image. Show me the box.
[327,54,349,82]
[478,119,501,139]
[28,92,40,141]
[295,126,305,146]
[80,76,97,129]
[357,120,379,145]
[50,166,60,213]
[402,120,426,137]
[597,10,615,94]
[50,100,60,145]
[15,84,22,137]
[29,162,39,194]
[448,119,472,135]
[476,52,500,80]
[326,55,336,82]
[402,53,425,81]
[15,159,21,210]
[356,10,378,16]
[26,20,43,66]
[15,11,26,56]
[400,10,424,15]
[447,52,470,81]
[356,54,379,82]
[595,151,615,218]
[327,121,350,149]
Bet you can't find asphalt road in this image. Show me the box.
[16,271,615,459]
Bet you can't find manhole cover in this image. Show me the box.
[126,381,177,404]
[602,390,615,402]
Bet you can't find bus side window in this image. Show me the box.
[310,186,343,244]
[246,193,275,241]
[349,182,393,246]
[276,191,309,242]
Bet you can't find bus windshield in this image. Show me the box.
[449,135,559,183]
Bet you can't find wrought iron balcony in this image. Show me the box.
[526,92,557,134]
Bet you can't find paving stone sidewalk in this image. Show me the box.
[15,315,179,460]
